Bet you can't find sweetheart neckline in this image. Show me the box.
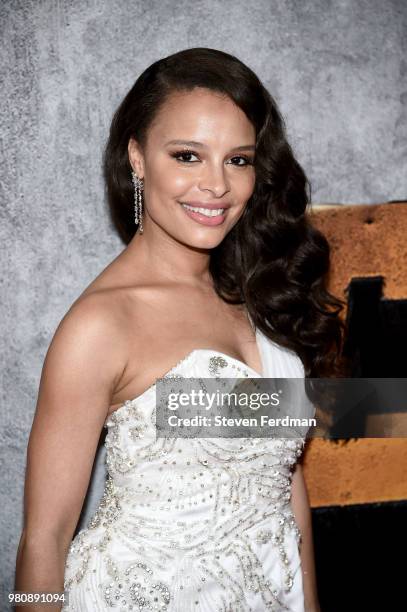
[104,328,264,425]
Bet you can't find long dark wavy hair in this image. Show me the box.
[103,47,345,377]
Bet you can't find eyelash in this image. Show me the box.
[170,149,254,166]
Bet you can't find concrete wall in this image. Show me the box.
[1,0,406,596]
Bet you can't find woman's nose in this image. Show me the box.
[198,163,230,197]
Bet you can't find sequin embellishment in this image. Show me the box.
[208,355,228,376]
[102,556,171,609]
[62,348,308,611]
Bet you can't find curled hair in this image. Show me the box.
[103,47,345,377]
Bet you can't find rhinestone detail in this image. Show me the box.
[62,350,307,611]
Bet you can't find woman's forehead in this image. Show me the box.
[147,89,255,145]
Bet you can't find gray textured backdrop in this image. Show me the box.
[1,0,406,599]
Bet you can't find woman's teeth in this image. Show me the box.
[181,203,225,217]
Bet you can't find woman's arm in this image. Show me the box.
[290,460,321,612]
[14,295,126,611]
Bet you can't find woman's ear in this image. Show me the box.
[128,137,144,179]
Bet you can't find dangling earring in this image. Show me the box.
[131,171,144,234]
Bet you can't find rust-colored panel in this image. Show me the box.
[302,438,407,507]
[302,201,407,507]
[309,201,407,301]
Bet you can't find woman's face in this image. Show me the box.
[128,87,256,249]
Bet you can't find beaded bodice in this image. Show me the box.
[63,330,309,612]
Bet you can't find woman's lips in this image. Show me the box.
[179,203,228,226]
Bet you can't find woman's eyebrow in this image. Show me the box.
[165,139,255,151]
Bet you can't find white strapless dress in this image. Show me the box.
[62,326,310,611]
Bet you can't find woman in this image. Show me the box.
[15,48,343,611]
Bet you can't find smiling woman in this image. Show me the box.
[169,137,255,225]
[15,47,342,612]
[126,86,257,244]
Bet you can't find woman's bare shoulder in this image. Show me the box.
[68,282,148,327]
[55,276,154,362]
[72,254,154,312]
[70,258,168,325]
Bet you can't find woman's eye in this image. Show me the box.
[170,151,254,166]
[171,150,199,163]
[229,156,253,166]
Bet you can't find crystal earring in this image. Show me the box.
[131,171,144,234]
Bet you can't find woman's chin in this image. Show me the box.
[174,225,228,250]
